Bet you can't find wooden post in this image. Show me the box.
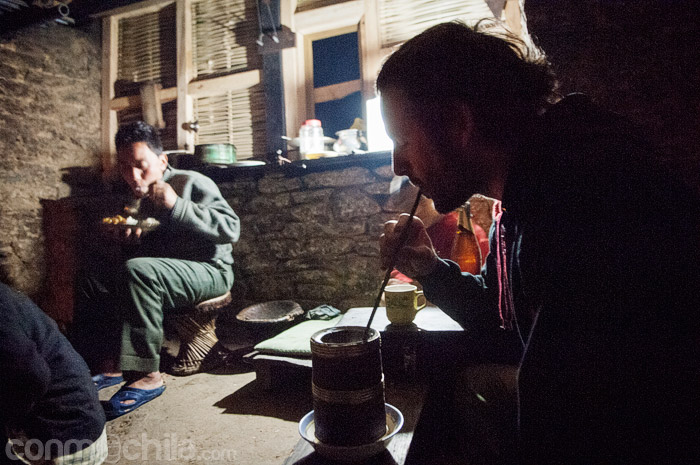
[101,15,118,179]
[140,82,165,128]
[359,0,381,103]
[176,0,194,151]
[280,0,299,140]
[505,0,523,37]
[260,0,288,162]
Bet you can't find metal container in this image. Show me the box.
[194,143,236,165]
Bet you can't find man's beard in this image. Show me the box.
[428,146,489,214]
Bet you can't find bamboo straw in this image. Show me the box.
[365,188,423,339]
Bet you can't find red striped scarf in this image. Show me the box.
[493,202,514,330]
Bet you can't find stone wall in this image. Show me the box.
[0,23,102,298]
[216,160,498,313]
[221,163,399,312]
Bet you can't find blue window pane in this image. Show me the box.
[315,91,362,138]
[312,32,360,88]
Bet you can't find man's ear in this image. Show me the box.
[159,153,169,170]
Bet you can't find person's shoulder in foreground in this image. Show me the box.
[0,283,107,465]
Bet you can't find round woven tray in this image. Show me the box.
[236,300,304,325]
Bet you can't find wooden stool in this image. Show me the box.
[167,291,233,376]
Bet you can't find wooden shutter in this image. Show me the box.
[191,0,262,78]
[190,0,266,159]
[378,0,495,47]
[193,85,267,159]
[116,4,177,97]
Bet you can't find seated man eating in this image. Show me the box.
[71,121,240,420]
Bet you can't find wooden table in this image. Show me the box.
[248,306,464,388]
[281,306,465,464]
[340,306,465,380]
[339,306,462,332]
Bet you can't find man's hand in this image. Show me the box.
[148,180,178,210]
[379,213,440,278]
[100,223,144,244]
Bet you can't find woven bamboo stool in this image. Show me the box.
[168,291,233,376]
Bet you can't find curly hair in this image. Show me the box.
[115,121,163,155]
[376,21,559,147]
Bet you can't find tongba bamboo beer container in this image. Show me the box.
[310,326,387,446]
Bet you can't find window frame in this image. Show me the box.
[98,0,526,171]
[98,0,262,174]
[281,0,527,142]
[304,25,361,120]
[281,0,370,140]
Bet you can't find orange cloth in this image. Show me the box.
[391,211,461,282]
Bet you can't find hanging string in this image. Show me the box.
[263,0,279,43]
[255,0,264,46]
[255,0,279,46]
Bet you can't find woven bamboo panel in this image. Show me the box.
[191,0,262,79]
[379,0,495,47]
[193,84,267,159]
[117,4,177,93]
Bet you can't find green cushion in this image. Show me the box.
[254,316,342,356]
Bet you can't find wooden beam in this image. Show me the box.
[313,79,361,104]
[294,32,308,134]
[92,0,174,20]
[263,52,286,162]
[176,0,194,151]
[261,0,287,162]
[294,0,363,35]
[101,15,118,177]
[281,0,299,139]
[140,82,165,128]
[109,71,261,112]
[359,0,381,101]
[187,70,261,97]
[303,31,315,120]
[505,0,522,36]
[110,87,178,112]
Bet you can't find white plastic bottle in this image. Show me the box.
[299,119,325,159]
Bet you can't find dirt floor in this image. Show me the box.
[98,312,464,465]
[101,318,315,465]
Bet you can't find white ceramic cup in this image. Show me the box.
[384,284,427,325]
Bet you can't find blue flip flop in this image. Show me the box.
[104,385,166,421]
[92,374,124,391]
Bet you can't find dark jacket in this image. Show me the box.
[420,94,700,464]
[132,166,240,266]
[0,283,105,459]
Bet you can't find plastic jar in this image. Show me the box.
[299,119,325,159]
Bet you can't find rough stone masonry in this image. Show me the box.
[0,23,101,298]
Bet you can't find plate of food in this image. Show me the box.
[101,215,161,232]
